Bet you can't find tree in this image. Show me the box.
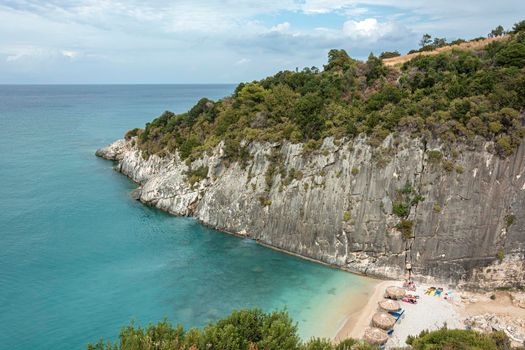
[489,25,505,37]
[420,33,432,47]
[432,37,447,47]
[324,49,353,72]
[365,53,387,83]
[495,41,525,68]
[512,20,525,33]
[379,51,401,59]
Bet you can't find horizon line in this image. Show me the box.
[0,82,239,86]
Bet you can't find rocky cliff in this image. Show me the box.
[96,135,525,289]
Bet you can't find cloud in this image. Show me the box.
[270,22,291,33]
[235,58,251,65]
[61,50,81,59]
[342,18,404,41]
[0,0,524,83]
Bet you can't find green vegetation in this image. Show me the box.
[489,25,506,38]
[406,328,513,350]
[379,51,401,59]
[131,22,524,164]
[185,165,209,186]
[396,219,415,239]
[391,182,423,240]
[258,196,272,207]
[505,214,516,227]
[497,249,506,262]
[87,309,377,350]
[88,310,519,350]
[343,211,351,221]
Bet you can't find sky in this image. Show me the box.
[0,1,524,84]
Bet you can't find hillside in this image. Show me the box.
[132,28,525,164]
[383,35,510,66]
[98,22,525,288]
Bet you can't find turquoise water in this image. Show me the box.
[0,85,371,350]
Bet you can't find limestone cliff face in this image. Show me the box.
[96,136,525,289]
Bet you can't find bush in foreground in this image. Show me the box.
[406,328,514,350]
[87,309,520,350]
[87,309,376,350]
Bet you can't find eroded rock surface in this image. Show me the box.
[96,135,525,289]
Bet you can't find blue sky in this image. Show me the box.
[1,0,524,83]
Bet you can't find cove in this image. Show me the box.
[0,85,373,350]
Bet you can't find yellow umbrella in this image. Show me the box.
[379,299,401,312]
[385,286,406,300]
[372,312,396,330]
[364,327,389,345]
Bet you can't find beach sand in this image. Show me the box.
[334,280,395,341]
[334,281,463,348]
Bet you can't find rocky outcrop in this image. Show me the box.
[96,135,525,289]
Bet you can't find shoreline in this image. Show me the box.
[333,281,464,348]
[333,280,394,341]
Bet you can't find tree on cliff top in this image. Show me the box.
[133,20,525,163]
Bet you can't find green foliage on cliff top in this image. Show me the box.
[134,24,525,161]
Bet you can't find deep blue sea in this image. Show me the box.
[0,85,372,349]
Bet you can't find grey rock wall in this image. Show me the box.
[96,135,525,289]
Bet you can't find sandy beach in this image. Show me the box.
[334,280,463,348]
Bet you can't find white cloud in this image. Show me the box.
[0,0,523,83]
[270,22,291,33]
[342,18,398,41]
[235,58,251,65]
[302,0,347,13]
[61,50,80,59]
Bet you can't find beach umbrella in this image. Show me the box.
[363,327,389,345]
[385,286,406,299]
[379,299,401,312]
[372,312,396,330]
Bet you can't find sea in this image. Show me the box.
[0,84,373,349]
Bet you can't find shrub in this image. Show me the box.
[427,150,443,163]
[407,327,507,350]
[124,128,140,140]
[88,309,382,350]
[351,167,359,176]
[302,338,333,350]
[258,196,272,207]
[497,249,505,262]
[396,219,414,239]
[186,166,209,186]
[343,211,351,221]
[379,51,401,59]
[442,159,455,172]
[505,214,516,227]
[392,202,410,218]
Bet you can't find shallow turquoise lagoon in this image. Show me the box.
[0,85,371,349]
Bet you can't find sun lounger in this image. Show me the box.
[388,309,405,322]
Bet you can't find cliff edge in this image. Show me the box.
[97,135,525,290]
